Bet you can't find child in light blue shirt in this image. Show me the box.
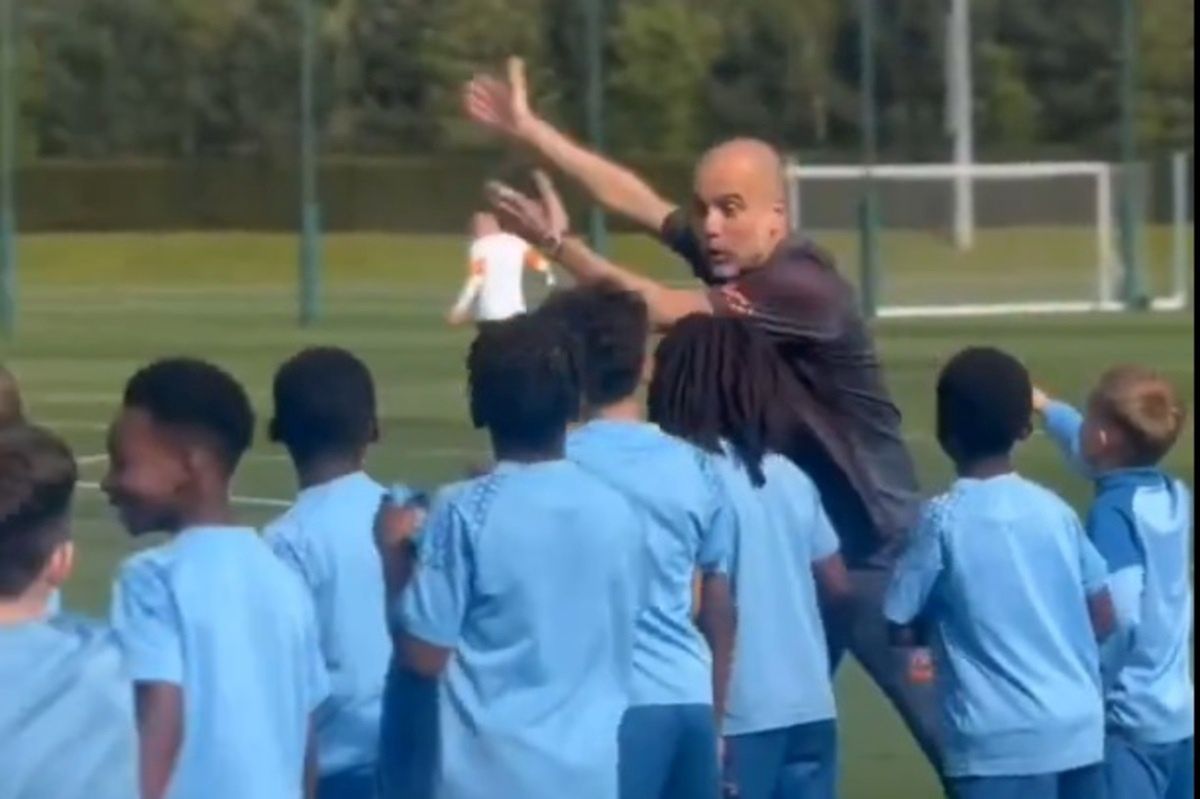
[648,315,852,799]
[377,314,645,799]
[542,285,735,799]
[1036,366,1194,799]
[885,347,1115,799]
[265,347,394,798]
[105,358,328,799]
[0,423,137,799]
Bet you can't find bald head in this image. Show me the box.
[697,138,787,204]
[690,138,789,276]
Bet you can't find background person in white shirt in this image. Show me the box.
[446,212,556,326]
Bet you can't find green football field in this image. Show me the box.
[1,231,1193,798]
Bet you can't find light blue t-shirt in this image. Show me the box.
[884,474,1108,778]
[714,448,840,736]
[0,614,137,799]
[266,471,392,776]
[399,460,645,799]
[1045,402,1195,744]
[567,419,733,708]
[111,526,329,799]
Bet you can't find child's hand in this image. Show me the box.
[373,496,424,555]
[1032,386,1051,415]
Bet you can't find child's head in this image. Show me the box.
[467,313,581,458]
[1081,365,1186,470]
[0,424,77,605]
[269,347,378,467]
[537,283,649,411]
[647,314,795,486]
[102,358,254,536]
[0,365,23,428]
[936,347,1033,469]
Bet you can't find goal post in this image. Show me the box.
[785,158,1190,318]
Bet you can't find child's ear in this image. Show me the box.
[45,540,75,589]
[1017,422,1033,442]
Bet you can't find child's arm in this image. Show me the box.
[1033,386,1090,476]
[883,501,947,642]
[391,499,470,680]
[1084,503,1145,671]
[134,683,183,799]
[697,573,735,723]
[447,260,485,325]
[111,561,186,799]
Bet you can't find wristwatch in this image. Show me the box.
[540,231,566,260]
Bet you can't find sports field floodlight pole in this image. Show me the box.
[583,0,608,256]
[0,0,17,337]
[858,0,881,319]
[297,0,323,327]
[1118,0,1145,310]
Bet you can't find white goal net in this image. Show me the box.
[786,159,1191,318]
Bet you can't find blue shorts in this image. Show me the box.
[948,764,1104,799]
[1105,733,1194,799]
[318,766,377,799]
[619,703,719,799]
[724,719,838,799]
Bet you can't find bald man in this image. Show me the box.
[468,59,941,785]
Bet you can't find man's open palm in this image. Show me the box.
[464,57,533,138]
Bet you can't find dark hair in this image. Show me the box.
[538,283,649,408]
[648,314,795,487]
[467,314,581,453]
[270,347,377,462]
[936,347,1032,462]
[123,358,255,472]
[0,424,77,597]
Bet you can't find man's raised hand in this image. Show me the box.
[485,174,567,253]
[463,57,534,140]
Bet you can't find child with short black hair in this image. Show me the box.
[541,285,736,799]
[1036,365,1194,799]
[105,357,328,799]
[265,346,394,799]
[378,314,645,799]
[886,347,1115,799]
[0,423,137,799]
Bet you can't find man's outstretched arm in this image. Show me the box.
[488,177,710,328]
[464,57,677,233]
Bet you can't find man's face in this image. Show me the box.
[690,154,786,280]
[102,408,189,536]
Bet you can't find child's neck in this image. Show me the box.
[175,495,236,531]
[956,455,1015,480]
[295,452,364,490]
[589,397,643,423]
[492,436,565,465]
[0,591,51,626]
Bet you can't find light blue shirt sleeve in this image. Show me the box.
[1043,401,1091,477]
[399,500,472,649]
[884,500,946,625]
[810,502,840,563]
[1074,515,1112,597]
[266,520,324,592]
[299,593,332,712]
[110,560,184,684]
[1087,501,1145,678]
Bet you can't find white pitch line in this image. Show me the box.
[77,481,291,510]
[76,454,109,465]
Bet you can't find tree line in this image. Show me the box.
[19,0,1194,161]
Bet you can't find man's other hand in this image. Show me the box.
[463,57,535,140]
